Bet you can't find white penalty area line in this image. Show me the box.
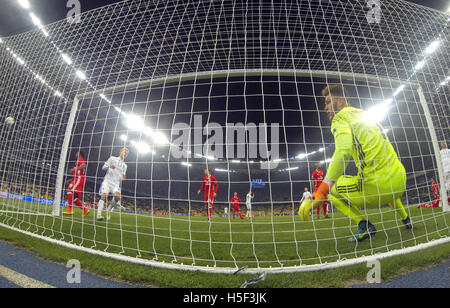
[0,265,54,288]
[0,210,52,216]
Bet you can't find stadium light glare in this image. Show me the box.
[393,85,405,96]
[424,40,440,55]
[414,60,426,70]
[61,54,72,65]
[281,167,299,172]
[29,13,42,27]
[182,162,192,167]
[54,91,62,97]
[0,38,3,44]
[120,135,128,141]
[143,127,154,136]
[16,56,25,65]
[17,0,30,9]
[215,168,230,173]
[363,101,391,124]
[152,131,169,145]
[75,70,87,80]
[319,147,325,152]
[231,160,241,163]
[132,141,152,155]
[297,153,307,159]
[125,114,145,131]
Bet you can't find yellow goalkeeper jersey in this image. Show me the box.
[326,106,405,182]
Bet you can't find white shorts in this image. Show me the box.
[99,180,121,196]
[246,203,252,210]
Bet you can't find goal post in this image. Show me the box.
[52,97,80,217]
[0,0,449,274]
[417,86,449,213]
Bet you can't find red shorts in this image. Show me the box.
[314,183,322,192]
[233,205,240,211]
[204,192,215,207]
[68,177,85,197]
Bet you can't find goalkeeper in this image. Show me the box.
[299,84,413,243]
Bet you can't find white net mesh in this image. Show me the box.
[0,0,448,272]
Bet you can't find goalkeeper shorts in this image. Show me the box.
[330,173,406,209]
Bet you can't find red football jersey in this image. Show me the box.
[231,196,241,206]
[199,175,218,193]
[73,157,86,181]
[312,169,324,189]
[432,180,439,196]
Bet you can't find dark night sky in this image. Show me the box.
[0,0,448,37]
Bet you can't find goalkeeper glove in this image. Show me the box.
[298,181,330,221]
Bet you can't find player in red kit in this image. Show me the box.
[231,192,244,219]
[312,162,329,219]
[64,150,89,216]
[431,179,439,199]
[197,168,218,221]
[417,178,441,208]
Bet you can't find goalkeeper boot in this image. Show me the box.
[348,220,377,243]
[96,216,104,221]
[63,208,73,215]
[402,216,414,230]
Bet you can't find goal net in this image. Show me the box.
[0,0,448,273]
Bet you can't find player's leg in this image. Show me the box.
[322,202,329,218]
[329,176,376,243]
[73,181,89,216]
[97,194,108,220]
[107,190,121,221]
[64,182,75,214]
[97,182,110,220]
[73,189,89,217]
[207,192,214,221]
[316,202,321,219]
[204,193,210,220]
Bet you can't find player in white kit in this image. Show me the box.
[96,148,129,221]
[441,141,450,192]
[246,191,254,219]
[298,187,312,216]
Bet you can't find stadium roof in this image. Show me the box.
[0,0,448,37]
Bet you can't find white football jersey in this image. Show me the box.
[440,149,450,175]
[300,191,312,202]
[102,156,127,185]
[246,193,254,204]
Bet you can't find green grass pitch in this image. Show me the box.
[0,200,448,270]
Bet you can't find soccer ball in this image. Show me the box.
[5,117,15,126]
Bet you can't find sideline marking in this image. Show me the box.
[0,265,55,288]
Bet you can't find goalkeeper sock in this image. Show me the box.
[97,199,105,217]
[331,197,364,224]
[393,198,408,221]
